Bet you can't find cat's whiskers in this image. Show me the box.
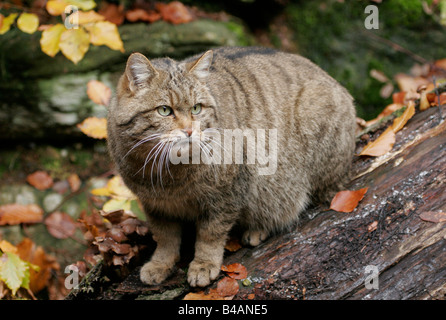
[124,133,162,159]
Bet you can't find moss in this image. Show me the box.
[285,0,446,119]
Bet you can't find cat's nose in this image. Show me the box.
[183,128,193,137]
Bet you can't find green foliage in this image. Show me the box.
[0,251,39,296]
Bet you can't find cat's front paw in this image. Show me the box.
[140,261,173,285]
[187,260,221,287]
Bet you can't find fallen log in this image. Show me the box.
[66,104,446,300]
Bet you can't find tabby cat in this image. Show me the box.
[107,47,356,287]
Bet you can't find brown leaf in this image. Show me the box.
[158,1,193,25]
[419,211,446,223]
[330,187,369,213]
[99,3,125,25]
[224,238,242,252]
[87,80,112,106]
[216,276,239,298]
[67,173,81,192]
[44,211,77,239]
[0,203,43,225]
[221,263,248,280]
[16,238,60,294]
[26,170,53,190]
[125,8,161,23]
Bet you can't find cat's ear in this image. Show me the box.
[188,50,213,80]
[125,53,158,92]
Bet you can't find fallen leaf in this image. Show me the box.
[59,27,90,64]
[44,211,77,239]
[87,21,124,52]
[77,116,108,139]
[27,170,53,190]
[224,238,242,252]
[46,0,70,16]
[87,80,112,106]
[158,1,193,25]
[69,10,105,25]
[0,240,18,254]
[0,13,18,35]
[16,238,59,294]
[99,3,125,25]
[330,187,368,213]
[17,13,39,34]
[391,101,415,133]
[221,263,248,280]
[359,126,395,157]
[392,91,406,105]
[91,175,135,199]
[0,252,30,295]
[125,8,161,23]
[40,23,65,57]
[67,173,81,192]
[216,276,239,298]
[0,204,44,225]
[183,290,223,300]
[419,211,446,223]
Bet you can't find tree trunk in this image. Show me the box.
[66,104,446,300]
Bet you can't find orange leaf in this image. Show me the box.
[26,170,54,190]
[330,187,368,213]
[125,8,161,23]
[46,0,70,16]
[359,126,395,157]
[87,80,112,106]
[391,101,415,133]
[77,117,108,139]
[419,211,446,223]
[221,263,248,280]
[16,238,60,294]
[158,1,193,25]
[67,173,81,192]
[392,91,406,105]
[0,204,44,225]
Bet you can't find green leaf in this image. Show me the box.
[0,252,28,295]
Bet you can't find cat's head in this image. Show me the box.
[108,51,219,169]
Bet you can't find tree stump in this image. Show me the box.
[66,104,446,300]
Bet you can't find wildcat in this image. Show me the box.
[107,47,356,287]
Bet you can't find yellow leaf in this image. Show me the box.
[46,0,70,16]
[59,28,90,64]
[70,10,105,25]
[0,240,18,254]
[0,13,18,35]
[17,13,39,34]
[40,24,66,57]
[391,101,415,133]
[68,0,97,11]
[87,21,124,52]
[103,199,132,212]
[77,116,107,139]
[91,176,136,200]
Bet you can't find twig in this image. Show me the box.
[362,31,429,65]
[432,76,443,124]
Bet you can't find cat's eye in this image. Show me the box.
[157,105,173,116]
[191,103,202,115]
